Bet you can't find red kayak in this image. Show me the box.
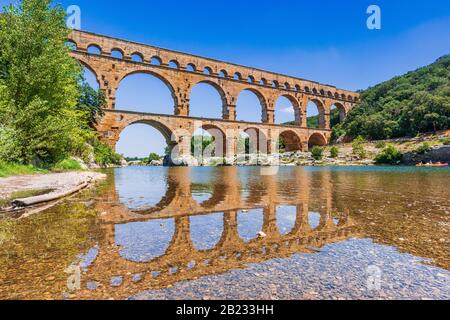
[416,163,449,167]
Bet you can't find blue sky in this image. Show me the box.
[2,0,450,156]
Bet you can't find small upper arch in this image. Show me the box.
[186,63,196,72]
[218,70,228,78]
[168,60,180,69]
[87,44,102,55]
[203,66,213,75]
[65,40,77,51]
[110,48,124,59]
[131,52,144,63]
[150,56,162,65]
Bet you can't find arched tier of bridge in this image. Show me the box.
[68,30,360,153]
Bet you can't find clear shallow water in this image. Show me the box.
[0,166,449,300]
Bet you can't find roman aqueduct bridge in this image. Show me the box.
[67,30,360,157]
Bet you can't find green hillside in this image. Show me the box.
[335,55,450,141]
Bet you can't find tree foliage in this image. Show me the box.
[374,145,403,165]
[0,0,89,164]
[336,55,450,140]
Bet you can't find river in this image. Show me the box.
[0,166,449,300]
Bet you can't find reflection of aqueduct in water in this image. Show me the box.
[67,30,360,158]
[74,168,360,299]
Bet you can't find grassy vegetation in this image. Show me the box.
[53,158,82,171]
[0,162,47,178]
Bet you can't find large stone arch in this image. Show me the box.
[240,127,269,154]
[279,130,303,152]
[235,88,268,123]
[332,102,347,123]
[189,79,229,119]
[308,98,327,129]
[195,124,227,158]
[76,59,101,88]
[274,93,300,125]
[116,70,179,113]
[308,132,328,148]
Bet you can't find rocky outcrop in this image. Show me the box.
[402,146,450,165]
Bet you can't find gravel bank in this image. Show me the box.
[0,171,106,210]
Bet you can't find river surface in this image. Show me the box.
[0,166,449,300]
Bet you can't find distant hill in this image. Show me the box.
[335,55,450,140]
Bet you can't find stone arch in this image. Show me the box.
[131,52,144,63]
[65,40,77,50]
[239,127,268,154]
[203,67,213,75]
[279,130,303,152]
[116,70,178,113]
[110,48,124,59]
[308,132,327,148]
[195,124,227,158]
[233,72,242,81]
[150,56,162,65]
[87,43,102,55]
[122,119,176,146]
[218,70,228,78]
[189,80,228,119]
[275,94,299,125]
[331,102,347,124]
[236,88,268,123]
[168,60,180,69]
[307,98,326,129]
[186,63,196,72]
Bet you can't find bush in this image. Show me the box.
[375,145,403,165]
[53,158,82,171]
[330,146,339,158]
[439,137,450,145]
[352,136,367,158]
[93,140,122,167]
[311,146,324,161]
[416,142,432,154]
[148,153,161,162]
[375,141,386,149]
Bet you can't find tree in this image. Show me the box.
[148,153,161,162]
[76,82,105,128]
[338,55,450,140]
[0,0,89,165]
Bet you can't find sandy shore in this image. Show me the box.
[0,171,106,210]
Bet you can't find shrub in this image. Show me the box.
[439,137,450,145]
[352,136,367,158]
[93,140,122,166]
[375,145,403,165]
[311,146,324,161]
[416,142,432,155]
[53,158,82,171]
[148,153,161,162]
[330,146,339,158]
[375,141,386,149]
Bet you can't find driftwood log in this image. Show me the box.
[12,181,89,208]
